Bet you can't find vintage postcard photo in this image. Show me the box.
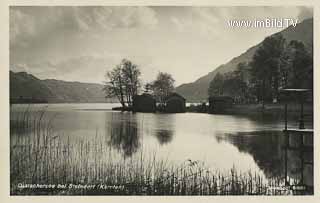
[8,5,314,196]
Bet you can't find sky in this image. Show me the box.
[10,6,313,86]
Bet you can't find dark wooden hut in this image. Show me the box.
[165,93,186,113]
[132,93,156,113]
[208,96,233,113]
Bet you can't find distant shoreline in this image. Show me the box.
[10,102,313,119]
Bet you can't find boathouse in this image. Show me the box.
[165,93,186,113]
[132,93,156,113]
[208,96,233,113]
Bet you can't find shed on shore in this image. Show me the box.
[165,93,186,113]
[132,93,156,113]
[208,96,233,113]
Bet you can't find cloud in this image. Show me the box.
[11,63,32,73]
[13,54,119,82]
[169,7,306,39]
[10,6,311,86]
[10,8,36,47]
[171,16,190,32]
[297,7,313,21]
[169,7,221,38]
[71,7,158,31]
[10,6,159,47]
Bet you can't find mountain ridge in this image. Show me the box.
[10,71,111,103]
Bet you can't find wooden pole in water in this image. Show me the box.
[300,132,304,185]
[285,103,288,131]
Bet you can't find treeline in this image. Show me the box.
[104,59,175,108]
[10,97,48,104]
[208,34,313,104]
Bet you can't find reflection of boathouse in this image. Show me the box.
[132,93,156,113]
[208,96,233,113]
[165,93,186,113]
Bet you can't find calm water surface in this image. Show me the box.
[10,103,312,181]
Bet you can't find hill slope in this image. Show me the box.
[176,18,313,102]
[10,71,109,103]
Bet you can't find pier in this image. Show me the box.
[281,89,313,194]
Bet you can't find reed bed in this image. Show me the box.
[10,106,287,195]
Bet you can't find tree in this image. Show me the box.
[121,59,141,106]
[207,65,249,104]
[250,36,313,107]
[284,40,313,89]
[104,65,126,107]
[104,59,141,107]
[234,62,250,103]
[208,73,224,97]
[143,83,153,94]
[250,34,286,106]
[219,63,250,103]
[150,72,175,105]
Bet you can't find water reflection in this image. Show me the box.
[153,114,175,145]
[154,129,173,145]
[10,104,313,187]
[106,112,177,156]
[216,130,313,186]
[107,113,140,157]
[216,131,284,178]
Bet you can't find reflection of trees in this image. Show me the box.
[216,131,283,178]
[108,114,140,157]
[153,114,175,145]
[217,130,313,185]
[155,129,173,145]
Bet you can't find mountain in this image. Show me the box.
[10,71,110,103]
[176,18,313,102]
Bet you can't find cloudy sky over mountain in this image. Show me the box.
[10,6,312,85]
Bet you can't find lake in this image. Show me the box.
[10,103,313,187]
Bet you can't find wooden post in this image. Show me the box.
[284,103,288,186]
[299,93,304,185]
[299,94,305,129]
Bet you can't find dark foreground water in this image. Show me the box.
[10,103,313,186]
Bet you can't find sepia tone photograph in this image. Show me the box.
[9,6,313,196]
